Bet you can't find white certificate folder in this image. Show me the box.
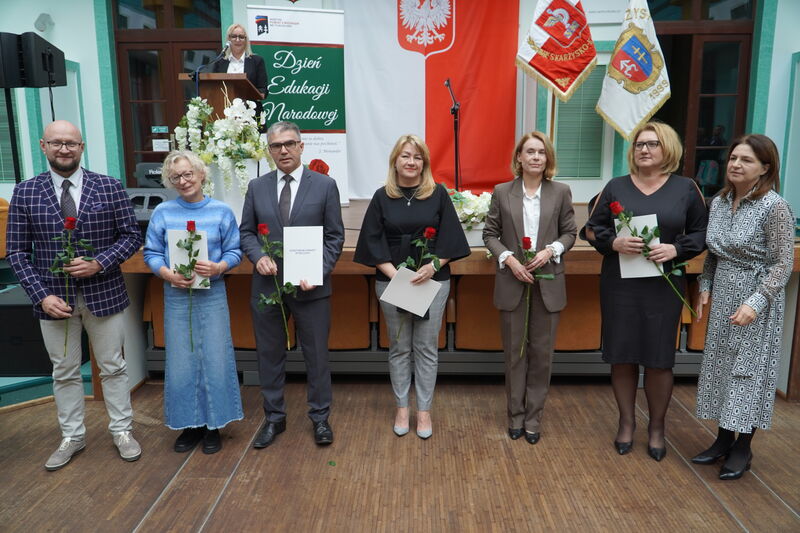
[616,213,663,278]
[283,226,324,286]
[379,267,442,317]
[167,229,210,289]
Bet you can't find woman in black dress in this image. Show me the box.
[584,121,707,461]
[354,134,470,439]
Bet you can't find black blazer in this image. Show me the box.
[211,54,268,97]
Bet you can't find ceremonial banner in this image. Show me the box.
[596,0,671,140]
[516,0,597,102]
[247,5,348,199]
[346,1,518,196]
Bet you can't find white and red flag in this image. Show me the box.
[516,0,597,102]
[596,0,671,140]
[346,1,519,196]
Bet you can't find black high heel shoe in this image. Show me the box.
[614,440,633,455]
[691,444,732,465]
[648,446,667,462]
[719,452,752,480]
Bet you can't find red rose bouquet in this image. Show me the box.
[174,220,211,351]
[49,217,95,357]
[518,236,555,358]
[255,223,297,350]
[611,201,695,317]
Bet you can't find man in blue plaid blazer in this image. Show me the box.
[6,121,143,470]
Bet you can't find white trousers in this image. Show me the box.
[39,293,133,438]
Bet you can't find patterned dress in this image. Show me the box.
[696,189,794,432]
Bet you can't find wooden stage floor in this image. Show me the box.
[1,378,798,532]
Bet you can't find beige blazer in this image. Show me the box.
[483,178,577,313]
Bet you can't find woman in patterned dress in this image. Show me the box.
[692,134,794,480]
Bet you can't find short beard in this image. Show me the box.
[48,157,80,174]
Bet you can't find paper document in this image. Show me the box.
[167,229,210,289]
[379,267,442,317]
[283,226,324,286]
[617,213,663,278]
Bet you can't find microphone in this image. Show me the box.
[222,41,231,54]
[444,78,451,88]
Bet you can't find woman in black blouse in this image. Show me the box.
[354,134,470,439]
[211,23,268,125]
[584,121,707,461]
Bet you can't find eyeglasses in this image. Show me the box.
[167,170,194,184]
[46,141,82,151]
[633,140,661,151]
[229,34,247,41]
[268,140,300,152]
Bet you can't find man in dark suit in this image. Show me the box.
[240,121,344,448]
[6,121,143,470]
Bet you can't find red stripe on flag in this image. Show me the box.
[424,4,518,193]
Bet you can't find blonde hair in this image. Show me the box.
[511,131,557,179]
[224,24,252,59]
[385,134,436,200]
[627,121,683,175]
[161,150,207,189]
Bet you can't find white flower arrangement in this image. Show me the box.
[449,188,492,230]
[174,97,273,195]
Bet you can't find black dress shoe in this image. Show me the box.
[174,427,204,453]
[524,431,540,445]
[719,452,752,480]
[253,420,286,449]
[648,446,667,462]
[313,420,333,445]
[691,445,732,465]
[614,440,633,455]
[202,429,222,454]
[508,428,524,440]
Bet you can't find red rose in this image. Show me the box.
[423,227,436,240]
[521,236,532,250]
[258,223,269,236]
[609,201,624,216]
[64,217,77,230]
[187,220,196,232]
[309,159,330,175]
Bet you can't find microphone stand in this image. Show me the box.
[444,78,461,191]
[192,42,230,97]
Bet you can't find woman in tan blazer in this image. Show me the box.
[483,131,577,444]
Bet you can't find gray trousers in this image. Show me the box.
[39,293,133,438]
[376,280,449,411]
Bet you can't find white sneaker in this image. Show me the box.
[45,438,86,471]
[112,431,142,462]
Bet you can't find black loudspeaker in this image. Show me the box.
[0,33,23,88]
[20,32,66,88]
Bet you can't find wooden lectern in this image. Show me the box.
[178,73,264,118]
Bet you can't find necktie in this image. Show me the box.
[61,180,78,219]
[279,175,293,224]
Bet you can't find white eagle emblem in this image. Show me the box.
[400,0,452,46]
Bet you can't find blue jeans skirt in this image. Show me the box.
[163,279,243,430]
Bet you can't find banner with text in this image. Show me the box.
[247,5,348,200]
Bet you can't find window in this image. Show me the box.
[555,68,605,179]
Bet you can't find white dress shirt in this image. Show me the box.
[50,167,84,213]
[499,180,564,268]
[277,165,304,214]
[226,53,245,74]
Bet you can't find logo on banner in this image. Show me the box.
[398,0,454,57]
[608,24,664,94]
[255,15,269,36]
[536,0,587,48]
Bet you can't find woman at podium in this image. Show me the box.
[212,23,268,119]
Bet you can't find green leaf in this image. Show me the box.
[82,256,95,261]
[653,227,661,238]
[433,257,441,272]
[199,278,210,288]
[671,269,683,277]
[396,261,407,270]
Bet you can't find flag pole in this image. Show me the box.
[548,91,556,141]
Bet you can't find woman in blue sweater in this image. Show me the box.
[144,150,243,454]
